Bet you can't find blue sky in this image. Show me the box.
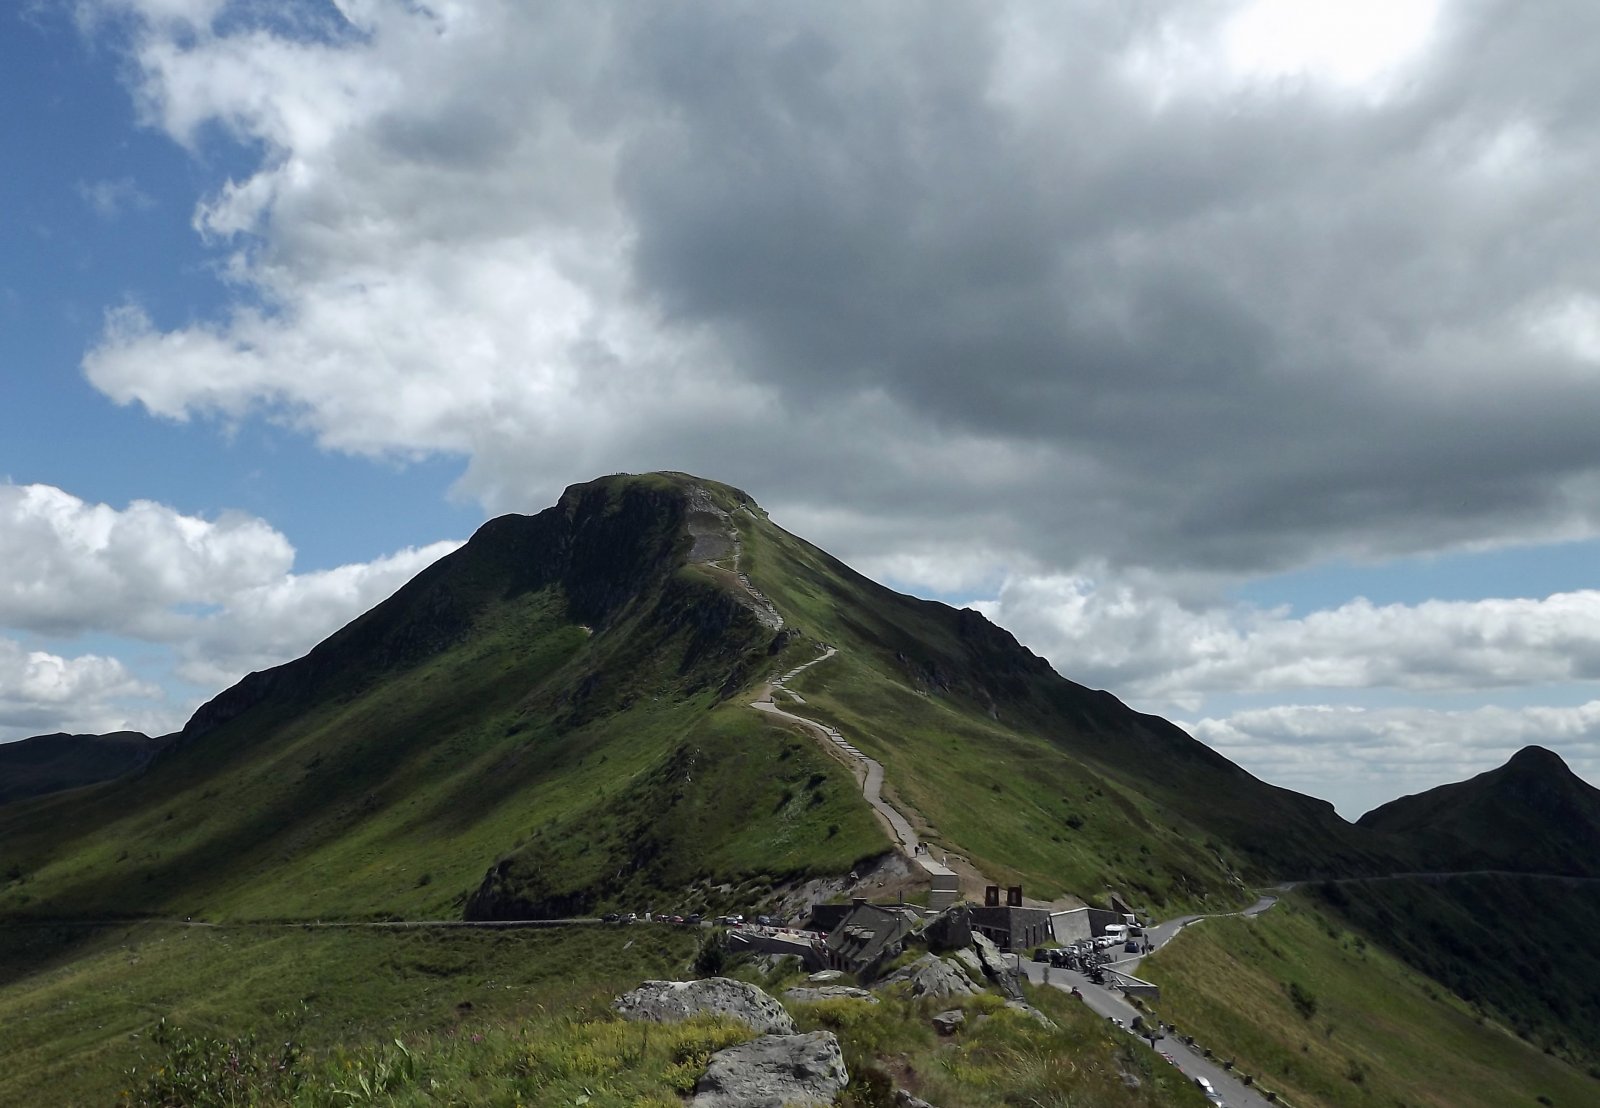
[6,0,1600,817]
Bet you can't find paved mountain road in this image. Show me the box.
[1108,893,1280,973]
[1022,958,1273,1108]
[751,647,956,884]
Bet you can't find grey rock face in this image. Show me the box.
[806,969,844,983]
[1004,999,1058,1029]
[950,947,984,978]
[690,1031,848,1108]
[895,1090,938,1107]
[880,954,978,999]
[785,985,879,1004]
[931,1008,966,1035]
[613,978,796,1034]
[971,932,1024,1000]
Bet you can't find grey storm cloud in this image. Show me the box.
[606,1,1600,572]
[81,0,1600,583]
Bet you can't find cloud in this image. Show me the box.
[976,577,1600,709]
[0,483,294,638]
[0,482,459,702]
[76,177,155,220]
[66,0,1600,590]
[0,638,163,741]
[1188,701,1600,817]
[169,538,462,689]
[52,1,1600,809]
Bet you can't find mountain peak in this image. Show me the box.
[1504,744,1570,774]
[1360,745,1600,877]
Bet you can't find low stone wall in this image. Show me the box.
[728,929,825,970]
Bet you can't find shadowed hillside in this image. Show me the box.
[0,474,886,923]
[0,731,171,806]
[1358,745,1600,877]
[2,470,1408,930]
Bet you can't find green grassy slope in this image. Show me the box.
[0,919,1214,1108]
[0,474,885,924]
[733,503,1387,908]
[0,470,1398,923]
[0,921,701,1107]
[1309,876,1600,1071]
[1138,895,1599,1108]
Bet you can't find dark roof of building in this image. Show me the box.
[824,902,917,969]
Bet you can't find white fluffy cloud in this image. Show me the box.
[1188,701,1600,816]
[0,638,162,739]
[170,538,461,689]
[0,483,458,738]
[977,576,1600,710]
[0,483,294,638]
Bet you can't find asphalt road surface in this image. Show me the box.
[1021,959,1273,1108]
[752,649,957,882]
[1109,894,1279,974]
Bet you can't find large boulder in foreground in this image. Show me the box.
[691,1031,848,1107]
[613,978,796,1034]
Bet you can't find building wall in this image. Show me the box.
[1049,906,1122,942]
[971,905,1054,950]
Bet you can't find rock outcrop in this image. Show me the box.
[950,947,985,979]
[613,978,796,1034]
[879,954,978,999]
[971,932,1025,1000]
[690,1031,848,1107]
[785,985,879,1004]
[1004,999,1058,1029]
[931,1008,966,1035]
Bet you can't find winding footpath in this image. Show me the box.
[750,648,956,886]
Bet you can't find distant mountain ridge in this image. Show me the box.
[1358,745,1600,878]
[0,731,171,806]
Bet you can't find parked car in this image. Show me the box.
[1194,1077,1216,1096]
[622,913,637,924]
[601,912,620,923]
[686,914,702,926]
[1124,940,1140,952]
